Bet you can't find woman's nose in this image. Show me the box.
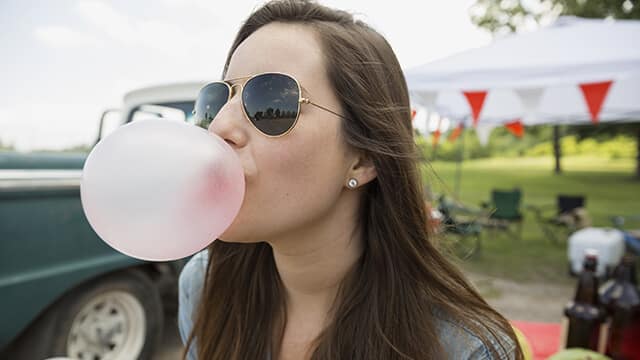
[208,89,248,148]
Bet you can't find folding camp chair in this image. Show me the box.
[481,188,524,240]
[528,195,589,244]
[436,195,484,259]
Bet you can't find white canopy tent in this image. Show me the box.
[405,17,640,127]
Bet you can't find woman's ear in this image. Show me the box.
[347,154,377,188]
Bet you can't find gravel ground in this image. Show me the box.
[466,272,574,323]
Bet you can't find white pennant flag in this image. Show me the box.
[412,91,438,112]
[515,88,544,125]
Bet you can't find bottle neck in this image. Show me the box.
[575,269,599,304]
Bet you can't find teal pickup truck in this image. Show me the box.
[0,82,205,359]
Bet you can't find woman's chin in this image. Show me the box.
[216,211,267,244]
[216,214,244,242]
[217,227,256,244]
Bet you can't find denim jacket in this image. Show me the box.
[178,250,516,360]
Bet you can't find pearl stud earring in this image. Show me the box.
[347,178,358,189]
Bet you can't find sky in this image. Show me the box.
[0,0,492,151]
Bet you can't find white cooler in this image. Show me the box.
[568,227,625,277]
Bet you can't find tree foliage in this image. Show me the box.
[471,0,639,35]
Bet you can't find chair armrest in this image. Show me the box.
[452,204,481,215]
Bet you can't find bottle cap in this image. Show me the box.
[584,248,599,260]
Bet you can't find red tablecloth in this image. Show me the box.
[511,320,561,360]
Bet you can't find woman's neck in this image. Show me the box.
[268,197,363,316]
[269,208,363,360]
[266,191,364,360]
[274,231,362,313]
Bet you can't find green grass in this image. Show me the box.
[423,156,640,284]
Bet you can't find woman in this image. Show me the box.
[179,0,522,359]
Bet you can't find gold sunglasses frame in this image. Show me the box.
[194,72,347,138]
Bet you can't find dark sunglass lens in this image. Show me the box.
[242,73,299,136]
[194,82,229,129]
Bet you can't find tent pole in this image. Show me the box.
[454,117,466,199]
[636,126,640,179]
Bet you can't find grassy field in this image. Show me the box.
[423,156,640,284]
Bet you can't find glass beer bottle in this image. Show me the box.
[561,250,606,351]
[599,255,640,360]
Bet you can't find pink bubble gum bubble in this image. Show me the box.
[80,119,245,261]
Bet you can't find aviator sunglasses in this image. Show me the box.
[193,72,346,137]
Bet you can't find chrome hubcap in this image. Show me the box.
[67,291,145,360]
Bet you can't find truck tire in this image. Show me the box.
[6,268,163,360]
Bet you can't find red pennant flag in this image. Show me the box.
[579,80,613,124]
[505,119,524,138]
[448,123,464,142]
[463,90,488,127]
[411,109,417,121]
[432,129,441,149]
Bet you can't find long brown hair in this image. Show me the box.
[185,1,522,359]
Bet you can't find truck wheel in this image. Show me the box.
[8,269,163,360]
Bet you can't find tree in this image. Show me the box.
[471,0,639,35]
[470,0,640,178]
